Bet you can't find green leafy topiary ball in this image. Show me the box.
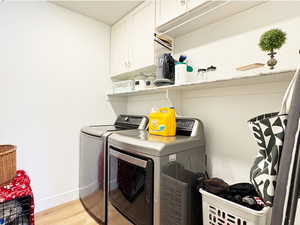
[259,29,286,52]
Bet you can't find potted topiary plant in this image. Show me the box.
[259,28,286,69]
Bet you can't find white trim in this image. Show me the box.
[35,188,79,213]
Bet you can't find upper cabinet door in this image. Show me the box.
[157,0,187,27]
[187,0,207,11]
[129,1,155,71]
[110,18,129,76]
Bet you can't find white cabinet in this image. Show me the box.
[130,2,155,71]
[156,0,210,28]
[187,0,207,11]
[110,1,155,78]
[156,1,264,38]
[110,18,129,76]
[156,0,187,27]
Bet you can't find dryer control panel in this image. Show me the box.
[115,115,148,129]
[176,119,195,132]
[176,118,201,136]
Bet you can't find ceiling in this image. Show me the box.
[52,1,144,25]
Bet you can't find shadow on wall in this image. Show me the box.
[107,96,128,115]
[174,1,300,53]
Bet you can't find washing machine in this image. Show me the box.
[107,117,206,225]
[79,115,148,224]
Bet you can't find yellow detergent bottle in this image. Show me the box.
[149,107,176,136]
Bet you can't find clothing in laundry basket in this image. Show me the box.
[200,178,229,194]
[199,178,265,211]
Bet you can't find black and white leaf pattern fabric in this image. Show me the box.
[248,112,288,206]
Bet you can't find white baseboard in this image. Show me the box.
[35,188,79,213]
[79,181,99,198]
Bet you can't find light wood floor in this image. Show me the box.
[35,200,132,225]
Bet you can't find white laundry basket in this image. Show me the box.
[200,189,272,225]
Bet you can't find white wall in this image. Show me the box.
[173,0,300,183]
[0,1,115,212]
[0,0,299,221]
[128,0,300,183]
[127,1,300,221]
[174,1,300,78]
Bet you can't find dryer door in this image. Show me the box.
[109,146,154,225]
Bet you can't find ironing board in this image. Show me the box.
[271,69,300,225]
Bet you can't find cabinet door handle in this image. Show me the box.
[124,61,128,68]
[180,0,186,6]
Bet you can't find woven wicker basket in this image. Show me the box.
[0,145,16,186]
